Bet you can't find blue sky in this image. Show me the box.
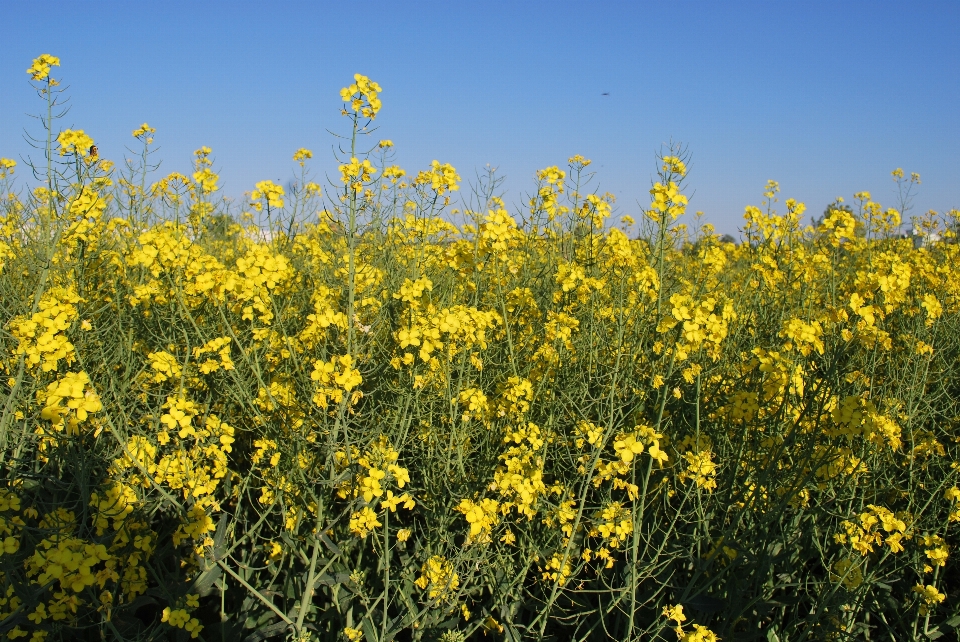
[1,0,958,235]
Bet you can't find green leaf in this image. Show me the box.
[242,621,290,642]
[361,616,377,642]
[321,532,342,556]
[190,561,223,597]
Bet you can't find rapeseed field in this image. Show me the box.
[2,54,960,641]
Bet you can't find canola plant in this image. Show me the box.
[1,55,960,641]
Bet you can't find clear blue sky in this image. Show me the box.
[1,1,958,235]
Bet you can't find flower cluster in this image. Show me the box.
[251,179,284,210]
[26,53,60,81]
[414,160,461,197]
[57,129,95,158]
[340,73,382,119]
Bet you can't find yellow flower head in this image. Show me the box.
[415,555,460,601]
[383,165,406,184]
[293,148,313,165]
[251,180,285,210]
[648,181,688,222]
[536,165,565,188]
[457,497,501,541]
[193,146,213,168]
[414,160,461,196]
[662,604,686,625]
[339,157,377,192]
[27,54,60,81]
[340,73,383,119]
[914,583,946,605]
[0,158,15,180]
[680,624,720,642]
[193,168,219,195]
[661,155,687,177]
[349,506,381,537]
[57,130,95,157]
[132,123,156,138]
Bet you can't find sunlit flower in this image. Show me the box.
[27,53,60,81]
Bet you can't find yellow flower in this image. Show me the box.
[193,167,219,194]
[132,123,156,138]
[161,606,203,638]
[27,603,46,624]
[414,160,461,196]
[251,180,285,209]
[661,155,687,177]
[383,165,406,184]
[613,432,645,463]
[0,158,16,180]
[680,450,717,491]
[389,464,411,489]
[415,555,460,601]
[57,130,95,157]
[663,604,686,625]
[457,498,500,540]
[648,180,688,221]
[920,293,942,323]
[340,73,383,119]
[914,583,946,615]
[266,541,283,561]
[885,532,904,553]
[482,616,504,634]
[594,502,633,548]
[2,536,19,554]
[292,148,313,164]
[382,490,414,512]
[339,157,377,192]
[680,624,720,642]
[27,54,60,81]
[349,506,381,537]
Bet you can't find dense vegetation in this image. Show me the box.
[2,55,960,642]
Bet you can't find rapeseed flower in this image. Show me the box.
[27,53,60,81]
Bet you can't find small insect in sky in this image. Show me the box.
[89,145,98,158]
[601,92,610,96]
